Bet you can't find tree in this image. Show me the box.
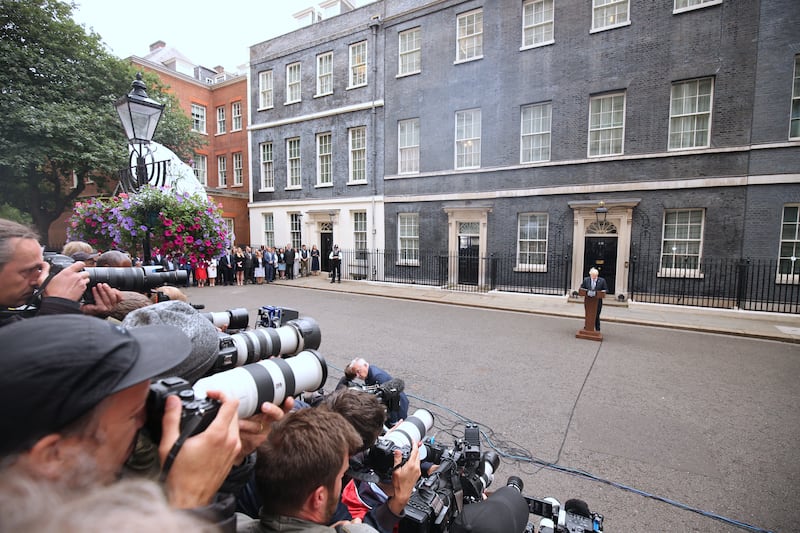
[0,0,203,240]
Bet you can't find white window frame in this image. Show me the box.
[456,9,483,63]
[217,155,227,188]
[231,102,242,131]
[216,106,226,134]
[520,102,552,163]
[673,0,722,14]
[259,70,274,109]
[522,0,554,49]
[398,118,420,174]
[287,137,301,189]
[778,204,800,284]
[398,27,421,76]
[398,213,419,266]
[286,62,302,104]
[588,92,626,157]
[791,56,800,140]
[668,78,714,150]
[349,41,368,88]
[193,154,207,186]
[316,132,333,186]
[263,213,275,248]
[191,104,206,134]
[290,213,302,250]
[260,142,274,191]
[316,52,333,97]
[659,209,705,278]
[354,211,367,254]
[233,152,243,186]
[349,126,367,183]
[591,0,630,32]
[517,213,549,271]
[455,109,481,169]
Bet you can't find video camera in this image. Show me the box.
[400,424,500,533]
[43,253,187,303]
[504,476,604,533]
[348,378,405,414]
[146,348,328,441]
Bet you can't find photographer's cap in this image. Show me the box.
[0,314,192,456]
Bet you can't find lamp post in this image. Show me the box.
[595,200,608,224]
[115,73,165,264]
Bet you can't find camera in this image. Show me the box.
[505,476,604,533]
[146,348,329,439]
[257,305,300,328]
[211,316,322,374]
[349,378,405,414]
[43,253,187,303]
[202,308,250,330]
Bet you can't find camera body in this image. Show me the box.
[349,378,405,414]
[145,376,221,442]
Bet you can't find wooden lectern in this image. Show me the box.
[576,287,604,341]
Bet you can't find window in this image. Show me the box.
[398,213,419,265]
[217,155,227,187]
[354,212,367,253]
[290,213,302,250]
[316,52,333,96]
[286,62,301,104]
[669,78,713,150]
[349,41,367,88]
[349,126,366,183]
[779,205,800,282]
[317,132,332,186]
[398,27,421,76]
[216,106,226,134]
[592,0,629,31]
[233,152,243,186]
[522,0,554,48]
[263,213,275,248]
[259,70,274,109]
[791,57,800,139]
[260,142,274,190]
[287,137,301,188]
[674,0,722,14]
[521,102,551,163]
[191,104,206,133]
[232,102,242,131]
[456,9,483,62]
[398,119,420,174]
[455,109,481,169]
[588,93,625,157]
[660,209,704,274]
[518,214,549,270]
[193,155,207,186]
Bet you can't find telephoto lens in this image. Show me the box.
[192,349,328,418]
[202,308,249,330]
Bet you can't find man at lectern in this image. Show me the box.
[580,267,608,331]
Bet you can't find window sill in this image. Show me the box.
[285,186,302,191]
[673,0,722,15]
[514,265,547,273]
[520,40,554,52]
[257,106,274,112]
[657,269,704,279]
[215,132,226,136]
[258,188,275,193]
[395,261,419,267]
[313,92,333,99]
[347,180,368,186]
[315,183,333,188]
[590,20,631,34]
[284,100,301,106]
[667,144,711,152]
[454,55,483,65]
[396,70,421,79]
[346,83,368,91]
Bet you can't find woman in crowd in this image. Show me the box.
[276,247,286,279]
[207,257,217,287]
[311,244,321,276]
[254,250,266,285]
[234,247,246,286]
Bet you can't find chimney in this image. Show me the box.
[149,40,166,52]
[214,65,225,74]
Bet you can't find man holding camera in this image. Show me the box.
[345,358,409,426]
[0,219,120,325]
[0,314,263,530]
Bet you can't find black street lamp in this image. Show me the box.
[115,73,165,264]
[595,200,608,224]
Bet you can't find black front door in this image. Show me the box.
[321,232,333,272]
[583,237,617,293]
[458,235,479,285]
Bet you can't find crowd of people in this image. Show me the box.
[0,217,460,533]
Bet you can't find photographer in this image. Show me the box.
[344,358,409,425]
[0,219,120,326]
[0,315,243,530]
[239,407,378,533]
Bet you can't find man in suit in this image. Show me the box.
[580,267,608,331]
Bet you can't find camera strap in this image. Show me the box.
[158,415,205,482]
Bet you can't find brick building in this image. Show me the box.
[248,0,800,297]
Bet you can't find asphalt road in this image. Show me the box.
[185,284,800,533]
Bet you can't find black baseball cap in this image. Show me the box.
[0,314,193,456]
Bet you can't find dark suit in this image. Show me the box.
[580,275,608,330]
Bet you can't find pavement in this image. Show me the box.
[281,274,800,344]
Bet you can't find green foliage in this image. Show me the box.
[0,0,204,240]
